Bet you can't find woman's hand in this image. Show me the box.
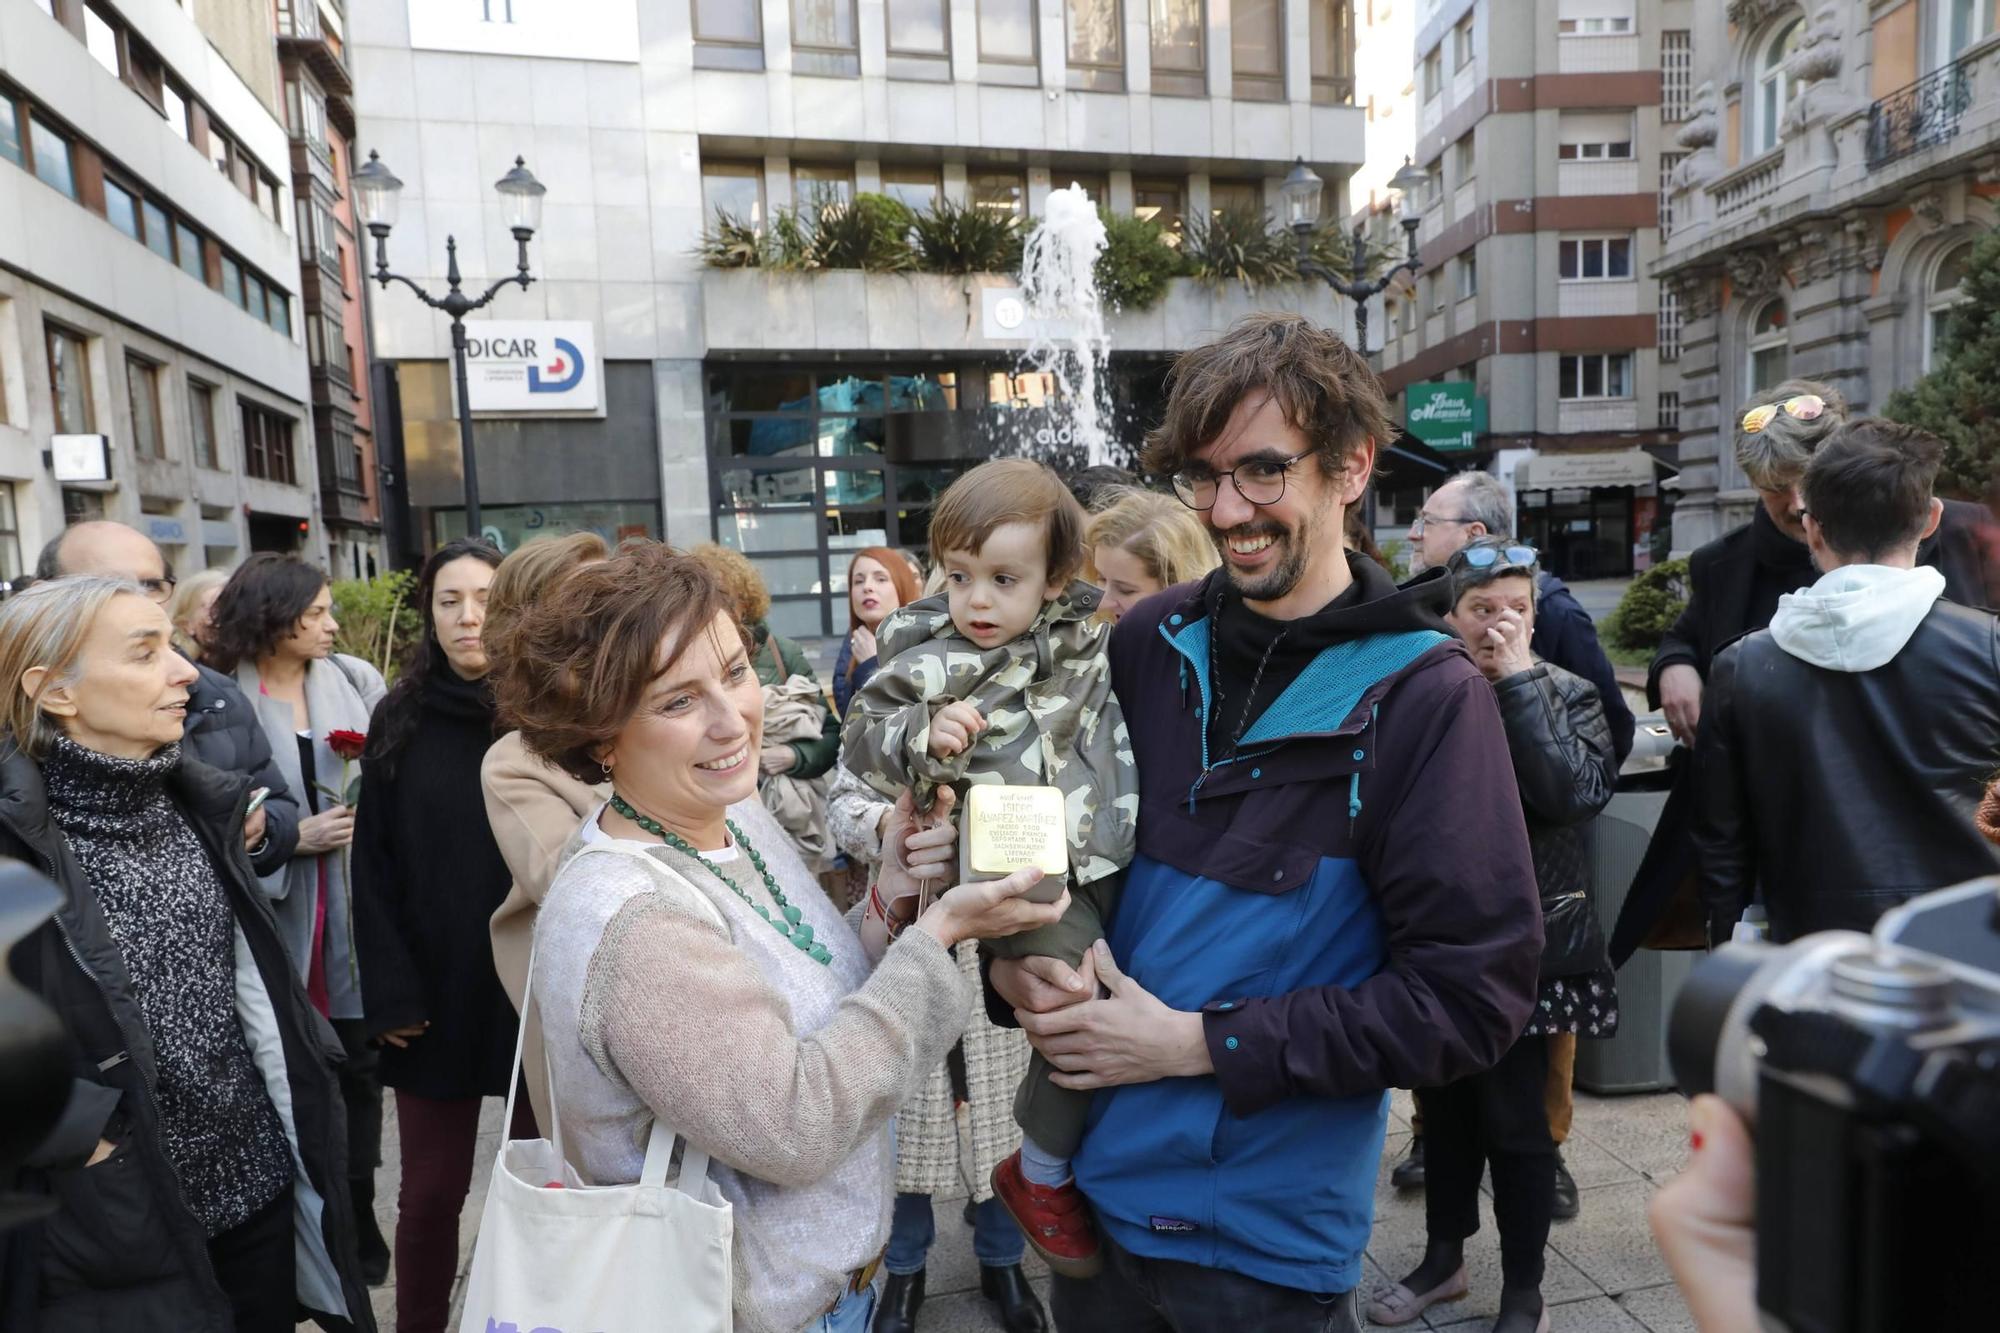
[295,806,355,855]
[1477,608,1536,682]
[759,745,794,777]
[851,625,879,663]
[376,1022,430,1050]
[916,870,1069,952]
[1650,1094,1760,1333]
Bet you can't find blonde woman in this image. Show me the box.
[169,567,228,661]
[1085,487,1221,623]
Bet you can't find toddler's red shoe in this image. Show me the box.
[991,1150,1102,1278]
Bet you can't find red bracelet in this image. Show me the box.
[869,880,911,941]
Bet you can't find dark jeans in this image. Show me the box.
[884,1192,1025,1275]
[392,1091,537,1333]
[1050,1226,1361,1333]
[1420,1033,1554,1290]
[207,1187,295,1333]
[332,1018,384,1182]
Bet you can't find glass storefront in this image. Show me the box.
[706,358,1169,637]
[432,499,660,555]
[1517,487,1635,581]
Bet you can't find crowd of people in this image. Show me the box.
[3,312,1997,1333]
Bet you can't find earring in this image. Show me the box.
[600,760,613,783]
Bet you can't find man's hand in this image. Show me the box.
[295,806,355,856]
[991,950,1100,1016]
[1659,663,1704,748]
[242,806,268,851]
[1477,609,1535,682]
[1019,941,1213,1090]
[927,701,987,759]
[377,1022,429,1050]
[759,745,794,777]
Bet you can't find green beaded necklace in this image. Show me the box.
[610,793,833,966]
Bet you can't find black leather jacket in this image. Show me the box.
[1692,599,2000,943]
[1492,661,1618,979]
[183,662,299,876]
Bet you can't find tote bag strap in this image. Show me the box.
[501,933,564,1162]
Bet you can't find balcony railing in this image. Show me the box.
[1867,61,1974,169]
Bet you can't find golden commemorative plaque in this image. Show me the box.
[958,785,1069,904]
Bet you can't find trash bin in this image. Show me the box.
[1577,720,1699,1095]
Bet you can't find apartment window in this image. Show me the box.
[269,288,291,337]
[104,177,141,240]
[1558,138,1634,161]
[1658,390,1680,430]
[1937,0,1988,66]
[220,255,243,307]
[1747,300,1789,392]
[880,165,941,211]
[0,94,20,168]
[1457,252,1477,299]
[84,4,123,78]
[1658,151,1683,236]
[1454,134,1475,183]
[175,219,205,282]
[1210,179,1263,219]
[1754,20,1801,155]
[207,126,232,179]
[1422,47,1442,101]
[1233,0,1284,99]
[288,77,328,153]
[971,170,1027,218]
[1557,15,1631,34]
[1658,288,1682,362]
[1559,352,1633,399]
[978,0,1038,63]
[887,0,949,55]
[1662,30,1691,120]
[694,0,761,44]
[792,0,857,51]
[45,325,93,434]
[1069,0,1124,88]
[243,273,267,324]
[1925,243,1972,370]
[1451,14,1473,69]
[189,381,219,468]
[701,160,765,228]
[308,200,340,267]
[241,403,297,485]
[1308,0,1354,104]
[0,486,20,584]
[1559,236,1632,280]
[141,199,172,262]
[1134,176,1185,237]
[1151,0,1206,96]
[125,355,163,459]
[162,81,189,140]
[30,118,77,200]
[794,163,854,208]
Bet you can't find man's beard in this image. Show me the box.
[1213,508,1322,603]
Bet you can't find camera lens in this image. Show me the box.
[1668,946,1769,1099]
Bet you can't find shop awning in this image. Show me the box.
[1382,430,1461,475]
[1515,450,1672,491]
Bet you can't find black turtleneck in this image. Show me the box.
[1744,503,1819,634]
[41,735,293,1236]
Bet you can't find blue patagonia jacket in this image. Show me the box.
[997,561,1542,1295]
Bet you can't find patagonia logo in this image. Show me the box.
[1149,1215,1199,1234]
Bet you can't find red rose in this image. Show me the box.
[327,729,368,761]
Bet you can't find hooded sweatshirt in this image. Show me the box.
[1769,564,1947,673]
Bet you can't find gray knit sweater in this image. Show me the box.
[43,736,293,1236]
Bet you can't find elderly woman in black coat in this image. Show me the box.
[1370,538,1619,1333]
[348,539,526,1333]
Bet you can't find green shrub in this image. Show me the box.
[331,571,421,682]
[909,197,1024,274]
[1094,210,1188,312]
[812,192,918,271]
[692,210,764,268]
[1602,558,1690,654]
[1182,206,1298,289]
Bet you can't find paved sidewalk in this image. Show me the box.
[339,1085,1693,1333]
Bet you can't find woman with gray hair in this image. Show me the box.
[0,576,370,1332]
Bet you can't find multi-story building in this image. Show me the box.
[0,0,321,582]
[1351,0,1417,213]
[273,0,385,580]
[1655,0,2000,553]
[351,0,1363,637]
[1372,0,1693,581]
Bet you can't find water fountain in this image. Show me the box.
[1016,183,1121,470]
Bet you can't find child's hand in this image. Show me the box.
[928,701,988,758]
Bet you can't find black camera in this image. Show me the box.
[1668,878,2000,1332]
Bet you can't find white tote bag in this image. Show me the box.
[457,871,735,1333]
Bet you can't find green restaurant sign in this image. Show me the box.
[1405,382,1487,451]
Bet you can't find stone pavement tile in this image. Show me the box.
[1390,1087,1417,1131]
[1614,1282,1697,1333]
[1543,1182,1670,1296]
[1567,1096,1690,1182]
[1552,1135,1645,1193]
[1433,1294,1649,1331]
[907,1275,1053,1332]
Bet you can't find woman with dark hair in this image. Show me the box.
[831,546,921,717]
[208,551,392,1283]
[348,539,522,1333]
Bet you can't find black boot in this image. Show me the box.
[1552,1150,1580,1221]
[980,1264,1048,1333]
[1390,1136,1426,1191]
[873,1268,925,1333]
[350,1179,390,1287]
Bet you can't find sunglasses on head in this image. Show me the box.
[1740,394,1826,434]
[1455,544,1539,571]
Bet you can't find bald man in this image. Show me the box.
[37,523,300,875]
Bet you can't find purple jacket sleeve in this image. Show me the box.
[1201,667,1544,1114]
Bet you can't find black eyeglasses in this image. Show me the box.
[1170,454,1308,511]
[138,576,177,605]
[1451,544,1539,572]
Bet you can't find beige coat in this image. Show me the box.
[481,729,606,1128]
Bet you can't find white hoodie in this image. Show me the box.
[1767,563,1947,673]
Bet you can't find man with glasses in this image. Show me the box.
[984,313,1542,1333]
[36,522,299,873]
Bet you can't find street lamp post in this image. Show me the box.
[1280,157,1429,355]
[350,152,546,537]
